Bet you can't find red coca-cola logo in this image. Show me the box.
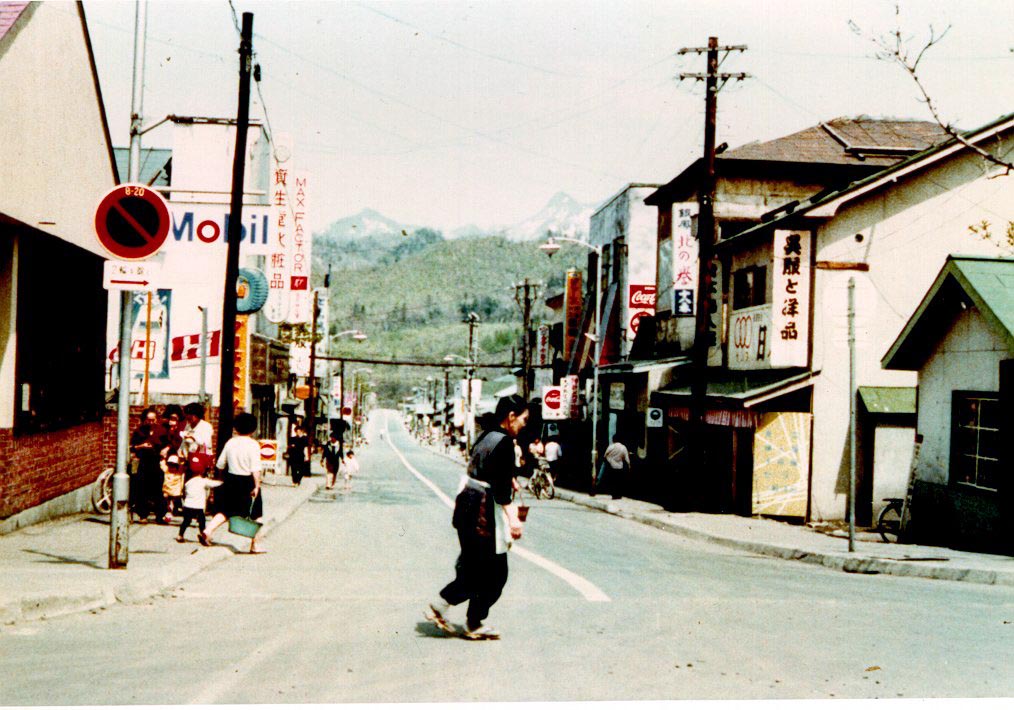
[629,285,656,309]
[544,388,562,409]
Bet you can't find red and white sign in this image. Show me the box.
[259,439,278,462]
[103,260,161,292]
[627,284,657,341]
[770,229,811,367]
[560,374,580,418]
[287,171,313,324]
[542,386,565,421]
[94,184,171,260]
[264,133,293,323]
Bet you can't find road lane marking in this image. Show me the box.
[383,415,611,603]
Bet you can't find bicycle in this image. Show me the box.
[526,460,555,500]
[876,497,904,543]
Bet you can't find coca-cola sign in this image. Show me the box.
[629,285,657,309]
[542,385,566,420]
[544,388,561,408]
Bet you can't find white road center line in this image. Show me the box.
[383,415,611,603]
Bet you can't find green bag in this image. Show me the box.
[228,501,262,538]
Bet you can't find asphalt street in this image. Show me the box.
[1,410,1012,703]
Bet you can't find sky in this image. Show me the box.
[81,0,1014,234]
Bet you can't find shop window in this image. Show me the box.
[732,265,767,310]
[15,232,107,434]
[950,392,1000,491]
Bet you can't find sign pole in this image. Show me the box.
[110,0,149,569]
[143,291,152,405]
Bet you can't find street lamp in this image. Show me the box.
[352,367,372,442]
[540,231,603,492]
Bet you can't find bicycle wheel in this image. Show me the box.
[877,502,902,543]
[92,468,114,514]
[543,473,555,500]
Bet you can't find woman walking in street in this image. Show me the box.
[426,395,528,640]
[288,424,309,487]
[202,412,266,554]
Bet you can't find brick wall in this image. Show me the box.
[0,422,103,520]
[100,405,220,470]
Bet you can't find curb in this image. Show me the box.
[1,481,321,626]
[553,489,1014,588]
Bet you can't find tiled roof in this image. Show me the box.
[723,116,951,167]
[0,2,29,44]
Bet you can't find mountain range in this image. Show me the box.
[317,191,596,245]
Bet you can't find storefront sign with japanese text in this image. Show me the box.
[770,230,811,367]
[264,133,294,323]
[288,171,313,324]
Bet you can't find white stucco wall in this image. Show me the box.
[0,3,116,256]
[807,140,1014,520]
[915,307,1007,487]
[590,185,659,357]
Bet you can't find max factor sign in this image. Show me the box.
[166,204,273,254]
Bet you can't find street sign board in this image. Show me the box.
[542,385,565,421]
[94,184,170,260]
[103,260,161,292]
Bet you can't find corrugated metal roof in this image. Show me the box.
[858,387,916,415]
[0,2,29,44]
[883,256,1014,370]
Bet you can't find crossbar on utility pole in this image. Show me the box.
[217,11,254,453]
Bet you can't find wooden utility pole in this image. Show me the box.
[464,312,480,456]
[678,37,748,508]
[217,11,253,452]
[515,279,539,400]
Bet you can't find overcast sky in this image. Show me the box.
[81,0,1014,233]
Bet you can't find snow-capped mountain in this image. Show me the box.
[503,191,595,242]
[321,208,414,240]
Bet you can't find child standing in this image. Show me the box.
[177,456,221,543]
[343,450,360,492]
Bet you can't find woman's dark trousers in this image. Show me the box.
[439,531,508,629]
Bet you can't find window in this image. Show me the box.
[950,392,1000,491]
[732,265,767,310]
[14,231,107,434]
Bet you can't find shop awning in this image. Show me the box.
[655,367,815,408]
[858,386,915,415]
[599,355,691,376]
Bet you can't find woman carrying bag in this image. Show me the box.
[201,412,266,554]
[426,395,529,640]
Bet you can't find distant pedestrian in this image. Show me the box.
[322,431,344,490]
[288,425,309,486]
[544,436,562,482]
[342,450,359,492]
[426,395,529,640]
[177,455,221,543]
[202,412,265,554]
[599,435,630,500]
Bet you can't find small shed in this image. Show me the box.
[883,256,1014,553]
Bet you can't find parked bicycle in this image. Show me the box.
[526,459,555,500]
[92,467,114,514]
[877,497,904,543]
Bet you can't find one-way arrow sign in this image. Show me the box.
[103,260,161,292]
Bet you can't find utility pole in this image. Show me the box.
[216,11,253,454]
[307,289,319,454]
[464,312,480,456]
[110,0,150,569]
[443,366,450,450]
[514,279,539,401]
[678,37,748,509]
[847,277,857,552]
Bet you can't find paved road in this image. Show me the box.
[1,410,1012,703]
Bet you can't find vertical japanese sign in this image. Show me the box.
[264,133,293,323]
[563,269,583,361]
[234,315,250,410]
[672,204,698,316]
[561,374,580,418]
[288,171,312,324]
[536,325,550,366]
[770,230,811,367]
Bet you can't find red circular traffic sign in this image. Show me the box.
[94,184,170,260]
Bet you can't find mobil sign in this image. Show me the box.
[167,204,273,254]
[542,385,566,421]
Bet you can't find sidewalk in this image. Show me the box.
[420,441,1014,588]
[0,467,321,626]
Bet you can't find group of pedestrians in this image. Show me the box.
[129,402,266,553]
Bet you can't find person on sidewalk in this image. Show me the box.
[180,402,213,457]
[426,395,528,641]
[177,457,222,543]
[544,436,562,484]
[288,425,309,487]
[130,407,167,523]
[322,431,344,490]
[202,412,265,554]
[161,454,186,523]
[342,450,359,492]
[599,434,630,500]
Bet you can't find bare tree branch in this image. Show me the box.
[850,2,1013,174]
